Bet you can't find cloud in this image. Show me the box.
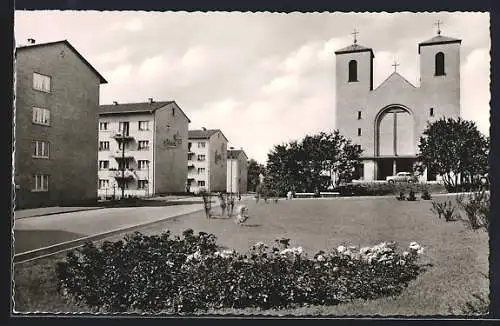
[138,55,167,77]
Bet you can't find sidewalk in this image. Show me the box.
[14,206,104,220]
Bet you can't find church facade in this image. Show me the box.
[335,30,461,181]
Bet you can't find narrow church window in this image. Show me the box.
[357,111,362,120]
[348,60,358,82]
[430,108,434,117]
[435,52,445,76]
[357,128,362,136]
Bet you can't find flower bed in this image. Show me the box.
[56,229,426,313]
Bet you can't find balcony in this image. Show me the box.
[112,150,135,160]
[112,169,137,180]
[111,131,134,141]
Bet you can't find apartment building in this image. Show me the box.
[226,149,249,195]
[187,128,228,194]
[98,100,190,198]
[14,39,107,209]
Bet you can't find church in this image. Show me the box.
[334,25,461,181]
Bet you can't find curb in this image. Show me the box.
[13,207,206,264]
[14,207,105,220]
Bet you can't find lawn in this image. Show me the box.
[13,195,489,315]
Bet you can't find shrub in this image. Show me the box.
[407,190,417,201]
[421,190,432,200]
[456,190,490,230]
[431,200,458,222]
[56,230,426,313]
[396,192,406,201]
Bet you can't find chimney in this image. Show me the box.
[27,38,35,45]
[113,101,118,105]
[201,127,207,131]
[148,98,154,104]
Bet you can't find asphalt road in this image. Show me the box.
[13,203,206,254]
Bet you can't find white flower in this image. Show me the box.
[333,267,340,272]
[409,242,424,254]
[294,247,304,255]
[316,254,325,262]
[359,247,371,255]
[402,251,409,258]
[398,259,406,266]
[337,245,347,254]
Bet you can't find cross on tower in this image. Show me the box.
[434,19,443,35]
[392,60,400,72]
[351,29,359,44]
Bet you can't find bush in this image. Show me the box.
[456,190,490,230]
[396,192,406,201]
[56,230,426,313]
[421,190,432,200]
[407,190,417,201]
[431,200,458,222]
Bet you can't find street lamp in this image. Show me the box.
[229,146,234,199]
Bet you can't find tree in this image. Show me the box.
[265,131,363,194]
[247,159,265,192]
[417,117,489,192]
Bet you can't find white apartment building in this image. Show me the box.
[226,149,249,195]
[187,128,228,194]
[98,100,191,199]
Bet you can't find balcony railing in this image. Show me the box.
[111,131,134,141]
[113,169,137,180]
[112,150,135,159]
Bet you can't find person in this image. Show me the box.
[218,193,227,218]
[238,193,242,201]
[234,203,249,224]
[229,195,235,216]
[287,190,292,200]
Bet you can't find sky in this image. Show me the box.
[14,11,490,164]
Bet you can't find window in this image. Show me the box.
[357,111,362,120]
[138,160,149,169]
[98,160,109,170]
[138,121,150,131]
[32,107,50,125]
[99,122,108,131]
[197,168,206,174]
[348,60,358,82]
[138,180,149,189]
[118,161,130,170]
[138,141,149,150]
[32,174,49,192]
[429,108,434,117]
[118,142,128,150]
[172,108,175,116]
[188,142,192,151]
[119,121,130,135]
[99,179,109,189]
[32,140,49,158]
[187,153,194,161]
[198,142,206,148]
[435,52,445,76]
[117,180,129,189]
[33,73,51,92]
[197,154,206,161]
[357,128,362,136]
[198,180,206,187]
[99,141,110,151]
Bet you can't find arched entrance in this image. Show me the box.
[374,105,416,180]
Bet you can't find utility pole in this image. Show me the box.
[121,125,126,200]
[229,146,234,200]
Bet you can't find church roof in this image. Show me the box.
[418,35,461,53]
[335,43,375,58]
[373,72,417,91]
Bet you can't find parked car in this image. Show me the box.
[386,172,418,184]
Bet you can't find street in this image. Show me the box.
[13,203,205,254]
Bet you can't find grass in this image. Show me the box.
[13,195,489,315]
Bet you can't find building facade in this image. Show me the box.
[98,100,190,198]
[14,40,107,209]
[335,31,461,181]
[226,149,249,195]
[187,129,228,193]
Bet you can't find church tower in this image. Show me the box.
[334,32,374,143]
[418,24,461,120]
